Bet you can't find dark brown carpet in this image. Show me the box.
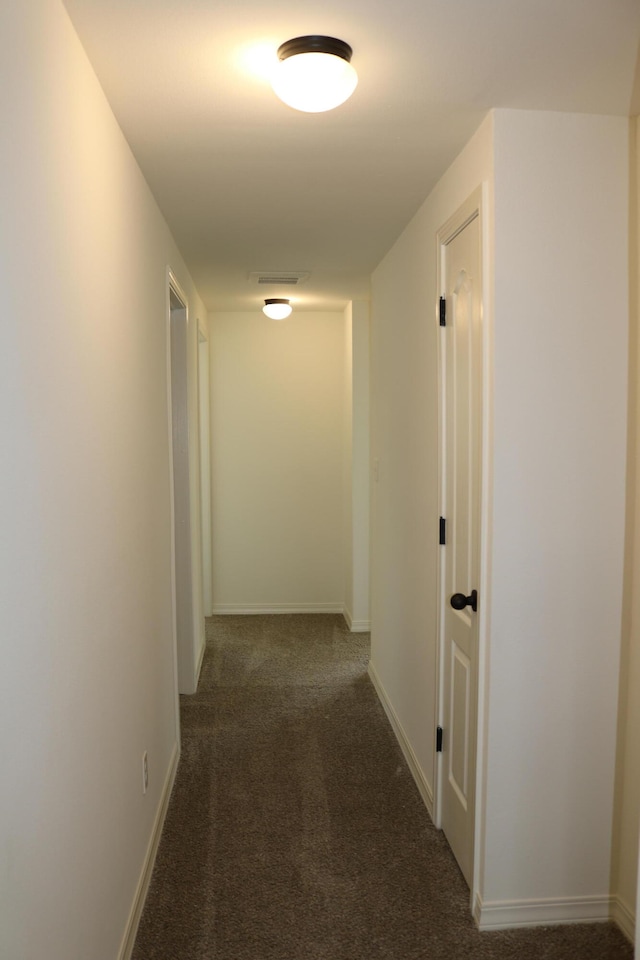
[132,614,632,960]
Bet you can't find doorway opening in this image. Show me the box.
[168,274,204,695]
[198,324,213,617]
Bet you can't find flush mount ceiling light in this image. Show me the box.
[271,36,358,113]
[263,298,292,320]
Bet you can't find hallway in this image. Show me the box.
[2,4,639,956]
[131,615,632,960]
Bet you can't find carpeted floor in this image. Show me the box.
[131,614,633,960]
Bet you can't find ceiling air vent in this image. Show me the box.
[250,271,310,286]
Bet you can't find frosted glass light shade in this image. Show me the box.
[263,299,292,320]
[272,36,357,113]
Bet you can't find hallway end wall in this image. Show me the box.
[209,310,346,613]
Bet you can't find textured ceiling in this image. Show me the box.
[62,0,640,312]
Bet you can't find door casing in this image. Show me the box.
[167,271,200,697]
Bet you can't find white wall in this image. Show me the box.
[479,111,628,921]
[613,115,640,944]
[369,115,494,813]
[370,108,630,929]
[632,114,640,960]
[0,2,206,958]
[209,310,345,613]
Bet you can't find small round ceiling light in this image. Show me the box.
[271,36,358,113]
[263,298,292,320]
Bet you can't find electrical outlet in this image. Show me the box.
[142,751,148,795]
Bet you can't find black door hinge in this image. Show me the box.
[439,517,446,545]
[436,726,443,753]
[439,296,446,327]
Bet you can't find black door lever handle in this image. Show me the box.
[450,589,478,613]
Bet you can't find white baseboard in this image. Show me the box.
[118,742,180,960]
[611,894,635,942]
[211,603,344,615]
[473,893,615,931]
[195,637,206,687]
[367,660,434,817]
[343,607,371,632]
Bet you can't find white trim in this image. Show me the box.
[368,661,434,817]
[343,606,371,632]
[211,603,344,615]
[168,269,200,695]
[117,742,180,960]
[194,635,206,688]
[473,893,614,931]
[611,894,635,943]
[168,269,189,313]
[473,176,494,917]
[197,321,214,618]
[165,268,181,744]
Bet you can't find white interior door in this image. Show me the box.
[438,198,483,887]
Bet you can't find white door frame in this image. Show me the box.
[167,270,200,697]
[198,322,213,617]
[433,185,492,911]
